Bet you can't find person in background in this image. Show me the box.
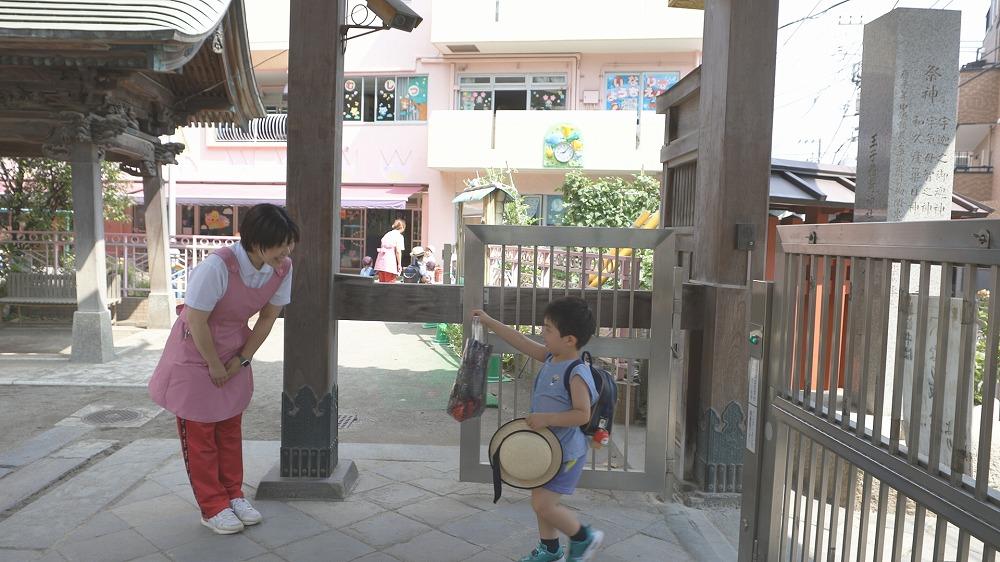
[423,245,438,284]
[359,256,375,277]
[374,219,405,283]
[148,203,298,535]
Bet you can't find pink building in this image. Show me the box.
[133,0,704,270]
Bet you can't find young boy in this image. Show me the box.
[473,297,605,562]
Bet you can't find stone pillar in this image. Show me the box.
[256,0,358,500]
[687,0,780,493]
[142,143,185,329]
[70,142,115,363]
[852,8,960,413]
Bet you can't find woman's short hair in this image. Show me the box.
[392,219,406,231]
[239,204,300,252]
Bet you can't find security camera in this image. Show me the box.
[366,0,422,32]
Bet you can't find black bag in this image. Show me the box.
[447,317,492,422]
[401,263,421,283]
[563,351,617,444]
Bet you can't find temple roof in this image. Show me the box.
[0,0,263,129]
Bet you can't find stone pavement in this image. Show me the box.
[0,439,738,562]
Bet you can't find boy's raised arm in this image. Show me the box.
[471,310,549,363]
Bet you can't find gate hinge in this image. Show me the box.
[973,229,990,248]
[752,538,759,562]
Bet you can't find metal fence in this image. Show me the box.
[740,219,1000,561]
[0,230,239,298]
[460,224,691,494]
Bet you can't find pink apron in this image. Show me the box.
[148,247,290,423]
[373,231,400,273]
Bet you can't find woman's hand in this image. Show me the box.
[208,361,230,388]
[526,413,550,430]
[225,356,244,377]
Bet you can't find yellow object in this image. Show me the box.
[561,125,574,138]
[544,146,554,158]
[587,210,659,287]
[571,140,583,151]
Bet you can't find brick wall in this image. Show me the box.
[954,171,994,202]
[958,68,1000,123]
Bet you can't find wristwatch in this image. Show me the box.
[239,355,251,368]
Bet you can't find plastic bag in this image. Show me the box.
[447,317,493,422]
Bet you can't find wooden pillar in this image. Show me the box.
[688,0,779,492]
[70,142,115,363]
[143,144,183,329]
[256,0,358,499]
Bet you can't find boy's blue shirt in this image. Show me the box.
[531,355,598,461]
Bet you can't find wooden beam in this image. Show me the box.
[333,275,653,329]
[668,0,704,8]
[661,131,698,166]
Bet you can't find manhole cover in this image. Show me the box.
[81,408,142,426]
[338,414,357,430]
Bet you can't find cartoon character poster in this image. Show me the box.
[605,72,680,111]
[542,124,583,169]
[343,78,361,121]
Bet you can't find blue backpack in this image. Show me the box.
[563,351,617,443]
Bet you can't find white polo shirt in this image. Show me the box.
[184,244,293,312]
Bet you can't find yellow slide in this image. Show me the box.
[587,211,659,288]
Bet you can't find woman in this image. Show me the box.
[148,203,298,535]
[373,218,405,283]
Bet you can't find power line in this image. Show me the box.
[778,0,855,30]
[784,0,825,46]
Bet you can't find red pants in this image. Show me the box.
[177,414,244,519]
[377,271,397,283]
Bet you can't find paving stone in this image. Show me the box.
[128,555,170,562]
[638,518,683,545]
[408,476,469,496]
[0,457,92,513]
[29,552,67,562]
[111,493,194,528]
[576,503,661,531]
[0,550,45,562]
[63,512,129,543]
[49,440,115,460]
[351,553,401,562]
[0,440,174,550]
[351,472,394,494]
[384,529,483,562]
[288,498,385,529]
[132,511,204,551]
[342,511,431,549]
[111,479,172,508]
[0,427,90,468]
[245,555,286,562]
[485,527,546,561]
[440,510,530,548]
[0,468,11,480]
[449,491,519,512]
[602,533,692,562]
[396,496,482,527]
[581,516,638,549]
[273,529,373,562]
[241,500,328,549]
[166,534,266,562]
[465,551,515,562]
[365,461,442,483]
[57,529,158,562]
[361,482,434,510]
[492,499,540,527]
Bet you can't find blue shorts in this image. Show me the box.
[543,454,587,495]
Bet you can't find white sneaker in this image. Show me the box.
[201,507,245,534]
[230,498,263,526]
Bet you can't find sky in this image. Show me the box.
[772,0,990,166]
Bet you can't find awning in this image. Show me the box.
[452,182,518,204]
[128,183,424,209]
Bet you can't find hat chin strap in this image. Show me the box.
[492,447,503,504]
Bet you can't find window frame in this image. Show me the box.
[456,73,569,111]
[343,73,430,124]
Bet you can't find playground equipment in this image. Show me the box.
[586,210,659,288]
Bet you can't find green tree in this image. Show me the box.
[558,171,660,289]
[0,157,130,231]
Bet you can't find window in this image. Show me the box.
[343,75,429,122]
[458,74,567,111]
[544,195,565,226]
[604,71,680,111]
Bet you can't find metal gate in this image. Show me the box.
[459,224,689,493]
[740,220,1000,561]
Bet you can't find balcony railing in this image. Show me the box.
[215,114,287,142]
[955,151,992,173]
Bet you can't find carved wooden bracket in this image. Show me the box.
[41,110,130,161]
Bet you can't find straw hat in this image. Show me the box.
[410,245,425,257]
[489,418,562,490]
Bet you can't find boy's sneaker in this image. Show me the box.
[201,508,245,535]
[518,542,566,562]
[230,498,263,525]
[568,526,604,562]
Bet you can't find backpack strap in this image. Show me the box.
[562,355,587,394]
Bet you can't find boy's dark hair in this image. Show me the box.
[239,204,300,253]
[544,297,595,349]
